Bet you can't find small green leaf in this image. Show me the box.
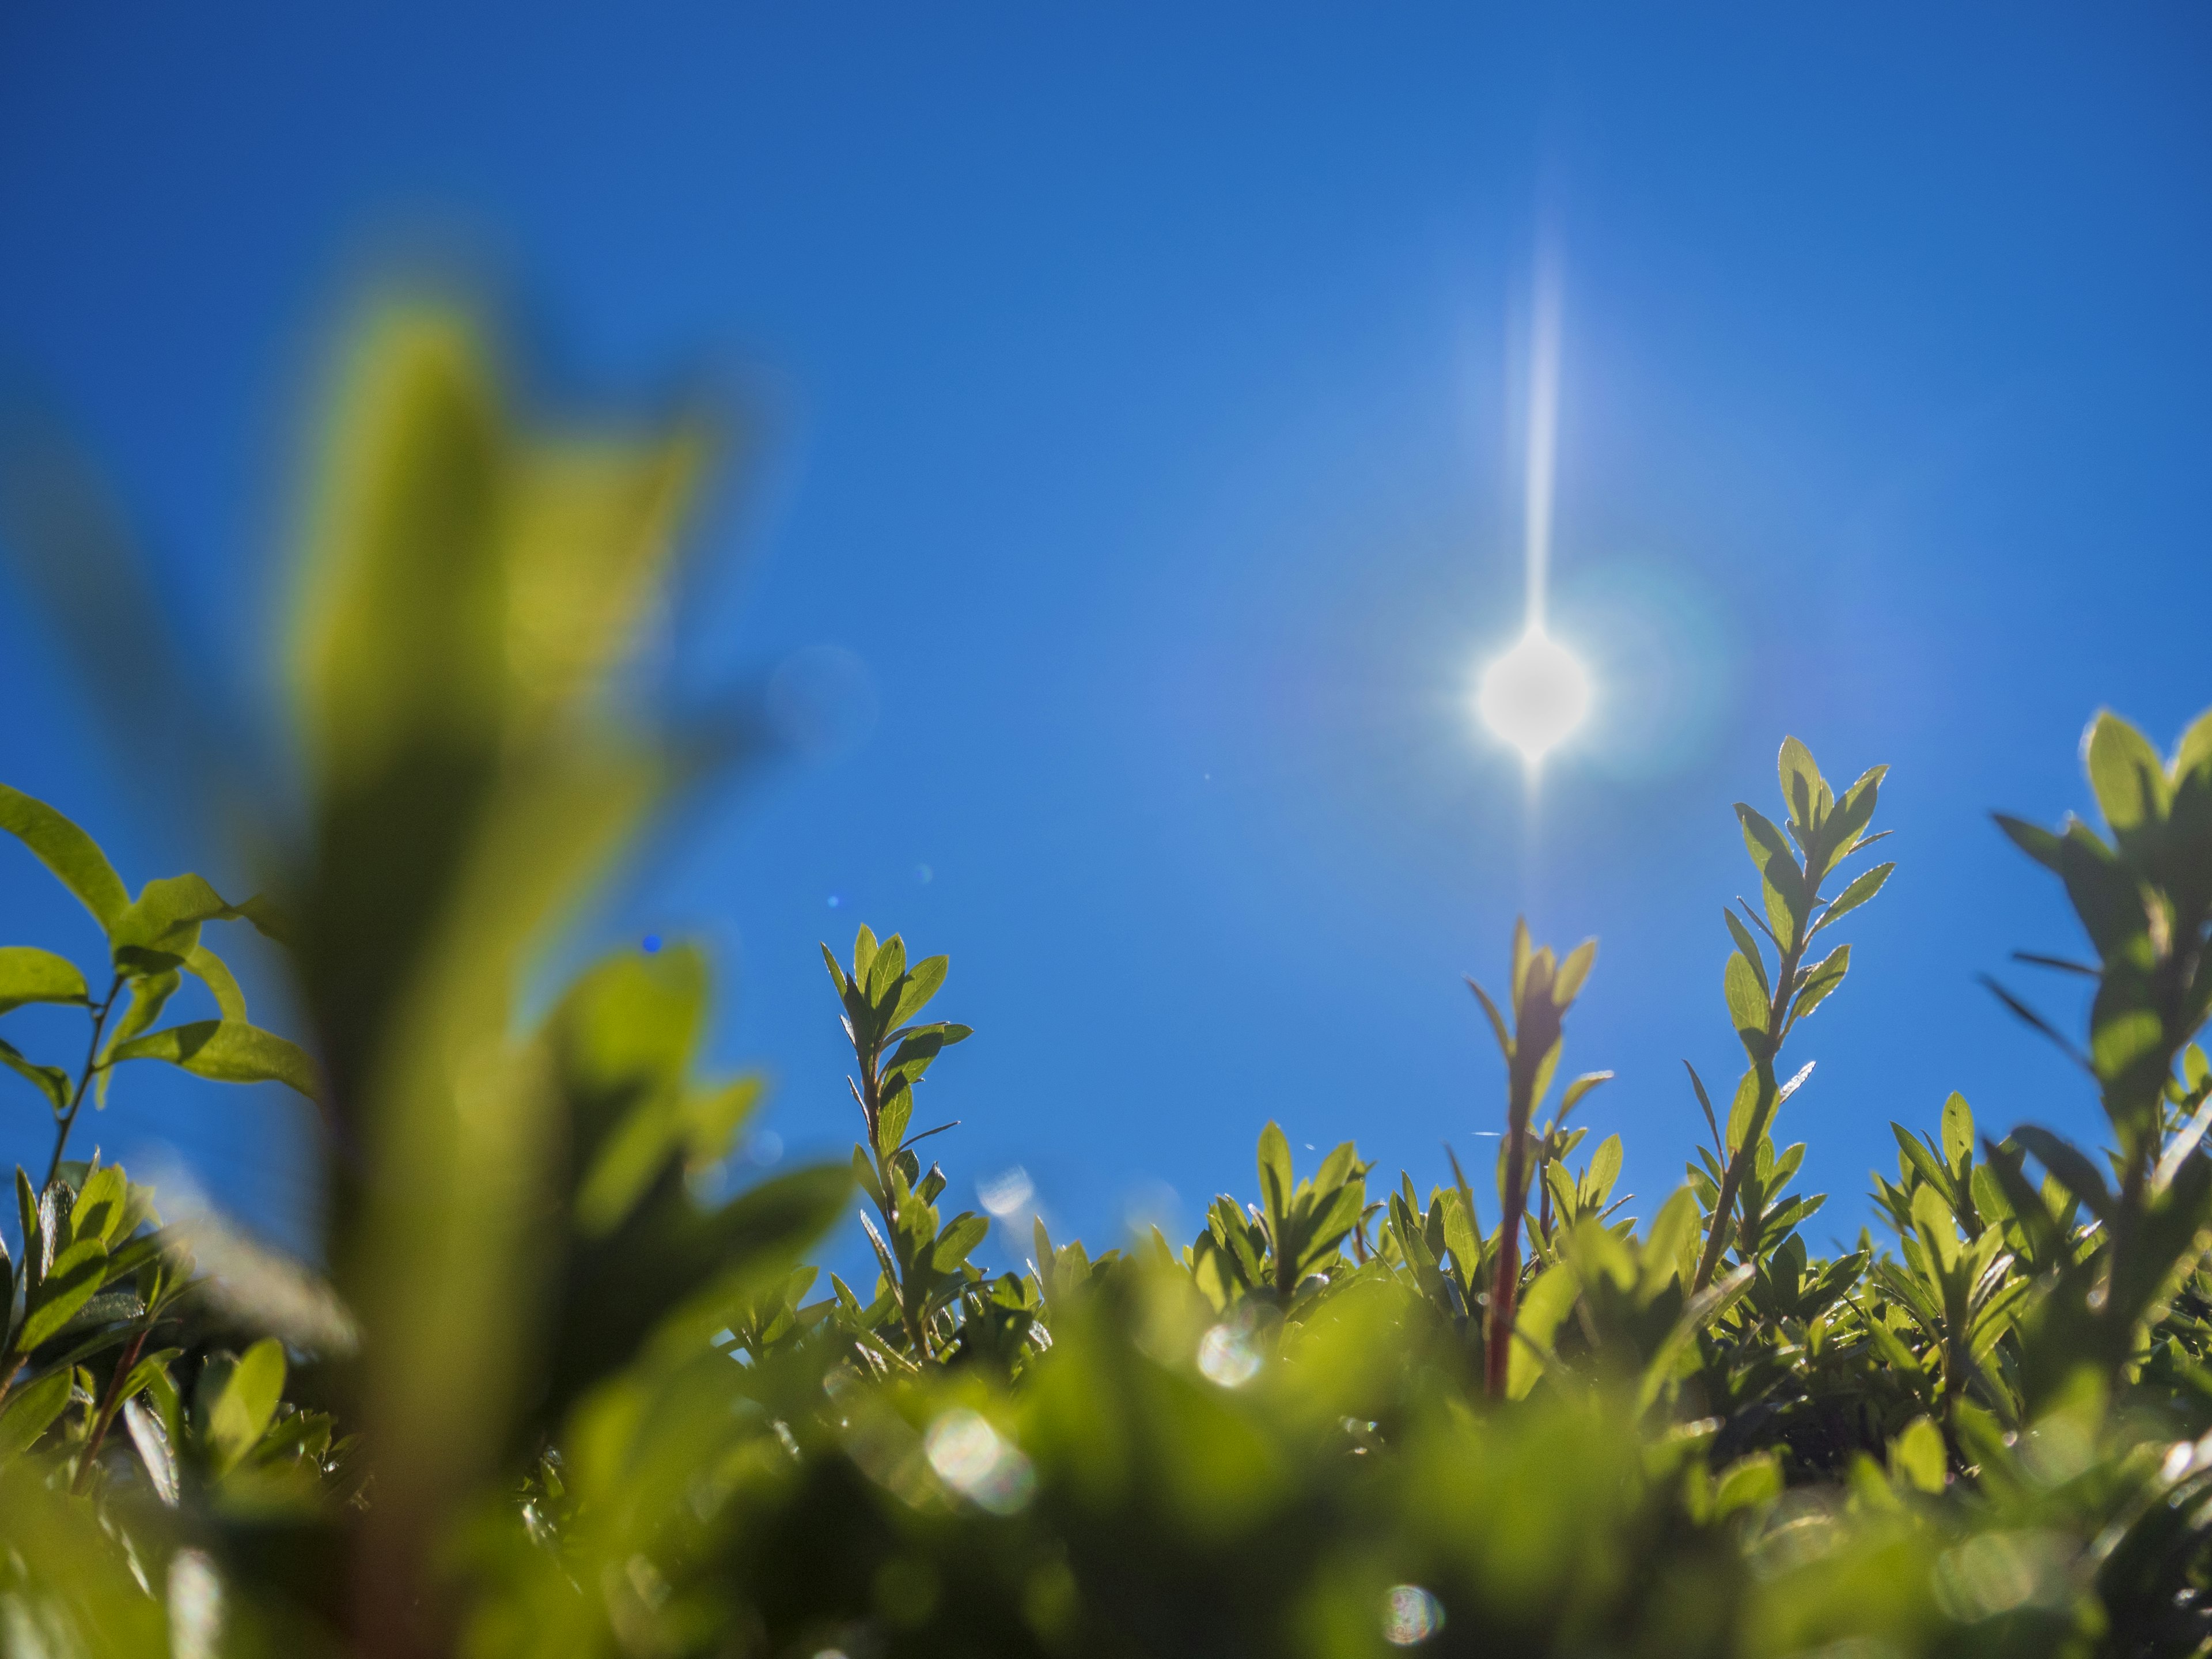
[1791,944,1851,1027]
[931,1211,988,1273]
[1778,736,1821,835]
[1256,1122,1294,1230]
[1816,862,1894,933]
[1725,952,1770,1057]
[1560,1071,1613,1116]
[1724,911,1768,995]
[1466,977,1513,1061]
[1584,1134,1623,1205]
[105,1020,320,1099]
[0,783,130,932]
[1551,939,1597,1007]
[0,948,89,1017]
[864,933,907,1006]
[876,1080,914,1159]
[2085,710,2170,834]
[1714,1450,1783,1518]
[1940,1093,1974,1175]
[0,1037,70,1113]
[1724,1067,1767,1155]
[890,955,949,1028]
[207,1337,286,1475]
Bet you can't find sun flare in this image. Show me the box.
[1476,626,1592,767]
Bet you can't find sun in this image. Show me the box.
[1476,626,1592,766]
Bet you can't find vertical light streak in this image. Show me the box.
[1522,265,1562,633]
[1475,257,1590,772]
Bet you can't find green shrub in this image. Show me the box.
[2,306,2211,1658]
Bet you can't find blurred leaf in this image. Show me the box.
[2084,710,2170,835]
[0,1366,73,1453]
[1993,812,2063,872]
[1889,1416,1947,1493]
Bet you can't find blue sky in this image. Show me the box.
[2,5,2209,1270]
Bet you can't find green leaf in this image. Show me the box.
[1778,736,1821,836]
[1725,951,1770,1058]
[1256,1122,1294,1230]
[207,1337,286,1476]
[0,1037,70,1113]
[1465,977,1513,1061]
[1911,1183,1960,1275]
[1559,1071,1613,1116]
[0,1366,73,1454]
[1723,1068,1764,1156]
[1825,765,1888,862]
[0,783,130,932]
[1737,804,1812,934]
[931,1212,988,1274]
[2013,1126,2113,1224]
[1505,1259,1581,1400]
[1940,1093,1974,1175]
[2084,710,2171,834]
[1714,1450,1782,1518]
[890,955,949,1028]
[0,948,89,1017]
[183,945,247,1022]
[864,933,907,1007]
[95,970,179,1107]
[1724,911,1768,996]
[1584,1134,1623,1205]
[108,873,267,975]
[1551,938,1597,1007]
[1993,813,2063,873]
[1791,944,1851,1027]
[19,1245,108,1350]
[876,1080,914,1159]
[70,1164,129,1247]
[1889,1415,1946,1494]
[2058,822,2146,962]
[1634,1262,1755,1414]
[1815,861,1894,934]
[104,1020,320,1099]
[2175,706,2212,786]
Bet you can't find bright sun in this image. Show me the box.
[1476,626,1592,766]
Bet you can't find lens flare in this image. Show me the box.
[1476,626,1591,766]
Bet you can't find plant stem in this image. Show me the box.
[1692,939,1807,1293]
[1485,1080,1537,1399]
[71,1320,151,1495]
[46,974,124,1192]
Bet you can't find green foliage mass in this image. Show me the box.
[3,308,2212,1658]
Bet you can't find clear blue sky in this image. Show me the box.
[2,5,2209,1269]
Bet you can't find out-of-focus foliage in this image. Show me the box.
[5,308,2212,1658]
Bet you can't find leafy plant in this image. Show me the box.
[9,305,2212,1658]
